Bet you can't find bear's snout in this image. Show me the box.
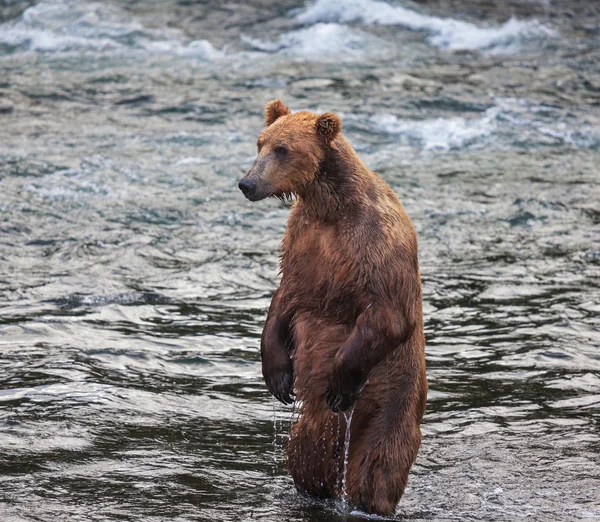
[238,178,257,199]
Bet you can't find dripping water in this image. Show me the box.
[272,397,279,472]
[340,406,355,509]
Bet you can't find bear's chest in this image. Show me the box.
[280,220,361,319]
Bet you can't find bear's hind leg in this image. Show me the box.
[347,418,422,516]
[286,411,342,499]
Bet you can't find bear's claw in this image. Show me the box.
[265,365,294,405]
[326,361,361,412]
[325,383,357,413]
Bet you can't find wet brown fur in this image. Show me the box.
[247,100,427,516]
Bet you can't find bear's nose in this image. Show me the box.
[238,178,256,197]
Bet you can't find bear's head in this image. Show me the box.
[239,99,341,201]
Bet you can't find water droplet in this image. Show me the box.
[272,397,279,473]
[340,406,354,510]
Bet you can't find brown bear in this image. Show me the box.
[239,99,427,516]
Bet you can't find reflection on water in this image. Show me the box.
[0,0,599,520]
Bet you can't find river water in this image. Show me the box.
[0,0,599,520]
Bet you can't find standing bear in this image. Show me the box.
[239,100,427,516]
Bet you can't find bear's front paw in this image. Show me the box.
[263,357,294,405]
[325,382,358,413]
[326,366,361,413]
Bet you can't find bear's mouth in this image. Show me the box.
[243,192,267,202]
[238,177,272,202]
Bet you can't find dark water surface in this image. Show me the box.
[1,0,599,520]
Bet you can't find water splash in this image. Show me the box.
[340,406,355,509]
[0,0,223,57]
[295,0,553,53]
[241,22,387,60]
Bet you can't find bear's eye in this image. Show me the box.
[274,145,288,160]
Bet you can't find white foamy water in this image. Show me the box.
[242,23,384,59]
[0,0,222,58]
[494,99,600,149]
[344,100,600,152]
[538,123,600,149]
[344,107,500,151]
[296,0,553,52]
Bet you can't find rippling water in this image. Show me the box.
[1,0,599,520]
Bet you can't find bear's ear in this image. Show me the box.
[265,99,291,126]
[316,112,341,145]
